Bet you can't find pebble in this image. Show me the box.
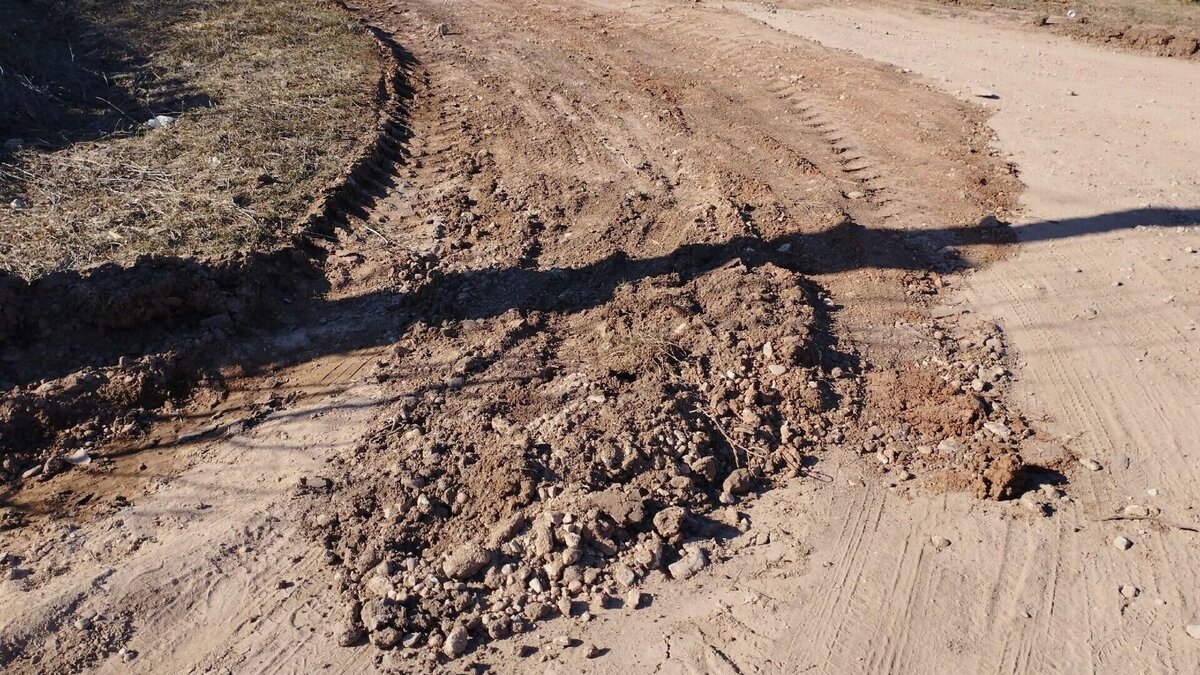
[983,421,1012,439]
[10,198,28,210]
[625,590,645,609]
[653,506,688,539]
[723,469,753,495]
[443,623,469,658]
[931,536,951,549]
[1119,585,1139,599]
[1112,536,1133,551]
[937,438,963,454]
[767,364,788,376]
[553,635,572,647]
[1122,504,1150,518]
[584,642,601,658]
[613,563,637,588]
[1079,458,1102,471]
[667,546,708,580]
[146,114,177,128]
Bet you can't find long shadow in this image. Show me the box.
[2,207,1197,391]
[0,0,213,151]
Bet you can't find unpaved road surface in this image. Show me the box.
[1,0,1198,673]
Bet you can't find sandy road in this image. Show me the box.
[1,0,1197,672]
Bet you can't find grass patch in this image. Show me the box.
[0,0,382,278]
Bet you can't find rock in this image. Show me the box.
[1079,458,1102,471]
[1113,536,1133,551]
[972,88,999,99]
[64,450,92,467]
[1122,504,1150,518]
[443,541,492,580]
[937,438,963,454]
[10,198,28,210]
[723,468,753,495]
[767,364,788,375]
[1187,624,1200,640]
[613,563,637,588]
[983,421,1012,439]
[667,546,707,580]
[557,596,573,617]
[371,627,401,649]
[145,114,177,129]
[365,575,392,598]
[846,190,865,200]
[653,506,688,540]
[584,642,601,658]
[553,635,572,647]
[73,617,93,631]
[524,602,549,622]
[443,624,469,658]
[625,590,645,609]
[931,536,951,549]
[690,456,718,482]
[337,626,365,647]
[485,513,525,546]
[1119,585,1139,599]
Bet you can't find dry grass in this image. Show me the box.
[0,0,382,278]
[932,0,1200,29]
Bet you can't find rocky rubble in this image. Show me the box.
[309,258,1032,664]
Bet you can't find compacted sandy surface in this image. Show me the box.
[0,1,1197,673]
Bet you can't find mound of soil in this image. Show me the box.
[312,252,1026,664]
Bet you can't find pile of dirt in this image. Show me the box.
[312,250,1026,665]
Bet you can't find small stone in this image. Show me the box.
[723,468,753,495]
[653,506,688,540]
[1119,585,1139,599]
[365,575,392,597]
[937,438,963,454]
[1122,504,1150,518]
[145,114,177,129]
[371,627,401,649]
[767,364,788,376]
[584,642,601,658]
[337,626,365,647]
[846,190,865,200]
[613,563,637,588]
[443,623,469,658]
[1079,458,1102,471]
[553,635,572,647]
[444,538,489,576]
[73,617,93,631]
[983,421,1012,439]
[10,198,28,210]
[557,596,573,617]
[529,578,546,593]
[931,536,951,549]
[667,546,707,580]
[1112,536,1133,551]
[625,590,645,609]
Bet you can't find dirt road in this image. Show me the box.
[1,0,1197,672]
